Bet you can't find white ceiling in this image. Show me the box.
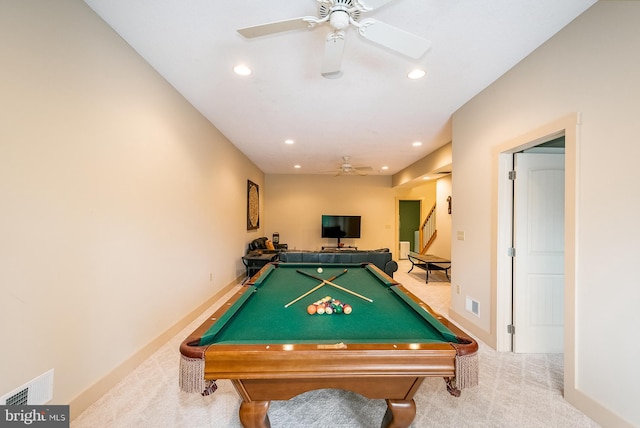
[83,0,596,175]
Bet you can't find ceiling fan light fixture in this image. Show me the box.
[237,0,431,78]
[407,68,426,80]
[233,64,252,76]
[330,10,350,30]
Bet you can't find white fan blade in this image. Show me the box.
[238,17,312,38]
[321,32,346,78]
[357,0,398,11]
[353,166,372,175]
[358,19,431,59]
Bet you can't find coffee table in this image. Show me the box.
[407,252,451,283]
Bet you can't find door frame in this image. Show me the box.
[493,114,579,393]
[399,199,422,253]
[395,197,424,258]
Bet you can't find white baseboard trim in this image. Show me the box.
[565,380,636,428]
[68,275,243,420]
[448,307,494,347]
[449,308,635,428]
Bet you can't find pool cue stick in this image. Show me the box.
[323,279,373,303]
[296,269,372,303]
[285,269,348,308]
[284,282,325,308]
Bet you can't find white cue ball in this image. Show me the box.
[317,267,323,273]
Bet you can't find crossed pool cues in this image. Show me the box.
[284,268,373,308]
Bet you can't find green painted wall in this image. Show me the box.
[399,200,420,251]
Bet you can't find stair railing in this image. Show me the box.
[419,203,437,254]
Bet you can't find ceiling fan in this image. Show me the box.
[325,156,373,175]
[237,0,431,78]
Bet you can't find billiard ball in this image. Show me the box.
[317,267,323,273]
[343,304,352,314]
[307,304,317,315]
[316,305,325,315]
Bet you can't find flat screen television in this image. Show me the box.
[321,215,361,244]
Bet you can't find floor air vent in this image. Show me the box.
[0,369,54,405]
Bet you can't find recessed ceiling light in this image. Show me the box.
[412,141,423,147]
[233,64,252,76]
[285,139,295,145]
[407,69,426,80]
[381,166,389,170]
[294,165,301,169]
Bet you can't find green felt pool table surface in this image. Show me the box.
[199,263,458,346]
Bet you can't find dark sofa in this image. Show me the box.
[279,249,398,278]
[247,236,287,253]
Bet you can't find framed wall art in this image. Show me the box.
[247,180,260,230]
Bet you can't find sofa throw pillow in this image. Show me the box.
[265,240,275,250]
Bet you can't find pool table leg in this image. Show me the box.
[381,399,416,428]
[239,400,271,428]
[444,377,462,397]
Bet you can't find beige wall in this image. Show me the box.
[451,2,639,426]
[264,175,448,257]
[264,175,397,251]
[0,0,263,413]
[393,142,452,187]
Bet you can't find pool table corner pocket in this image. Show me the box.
[454,350,479,389]
[179,354,208,394]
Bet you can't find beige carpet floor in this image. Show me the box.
[71,260,600,428]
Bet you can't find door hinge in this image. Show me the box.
[508,170,516,180]
[507,324,515,335]
[507,247,516,257]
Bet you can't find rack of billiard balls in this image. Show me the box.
[307,296,352,315]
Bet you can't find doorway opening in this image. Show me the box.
[399,200,421,258]
[497,134,566,353]
[493,114,578,407]
[511,139,565,353]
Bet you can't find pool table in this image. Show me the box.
[180,262,478,428]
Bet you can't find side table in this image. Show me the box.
[242,252,278,281]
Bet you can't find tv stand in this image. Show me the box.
[322,237,358,251]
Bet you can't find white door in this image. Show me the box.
[513,152,565,353]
